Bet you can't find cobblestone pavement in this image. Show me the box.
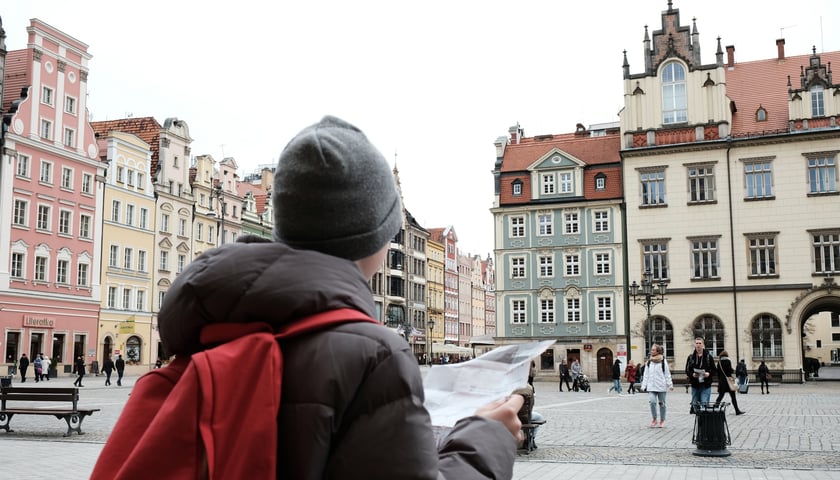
[2,371,840,479]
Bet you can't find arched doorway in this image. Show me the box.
[102,336,113,364]
[597,348,613,382]
[787,278,840,374]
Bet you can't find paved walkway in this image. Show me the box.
[1,370,839,479]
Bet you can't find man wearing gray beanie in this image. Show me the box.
[149,115,523,478]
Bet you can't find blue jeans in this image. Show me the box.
[690,386,711,408]
[609,379,622,393]
[648,391,668,421]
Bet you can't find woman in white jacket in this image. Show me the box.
[640,344,674,428]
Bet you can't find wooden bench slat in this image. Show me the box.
[0,386,97,436]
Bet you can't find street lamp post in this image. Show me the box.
[210,184,225,245]
[427,318,435,366]
[629,270,668,356]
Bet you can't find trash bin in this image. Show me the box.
[691,402,731,457]
[0,375,12,388]
[7,365,16,376]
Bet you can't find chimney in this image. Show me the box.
[726,45,735,67]
[776,38,785,60]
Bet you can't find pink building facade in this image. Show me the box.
[0,20,104,373]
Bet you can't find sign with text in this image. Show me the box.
[23,315,55,329]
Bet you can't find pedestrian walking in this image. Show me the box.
[528,360,536,386]
[626,361,637,394]
[735,358,748,390]
[102,356,115,386]
[32,354,42,383]
[73,355,86,387]
[685,336,715,412]
[18,354,29,383]
[40,354,51,381]
[608,359,623,394]
[571,359,582,392]
[115,354,125,386]
[758,360,770,394]
[640,344,673,428]
[714,350,746,415]
[558,359,572,392]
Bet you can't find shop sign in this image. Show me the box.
[583,344,593,351]
[23,315,55,328]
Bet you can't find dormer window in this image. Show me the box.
[756,107,767,122]
[662,62,687,124]
[811,85,825,117]
[595,173,606,190]
[541,173,555,194]
[512,179,523,196]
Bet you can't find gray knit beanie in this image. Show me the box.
[272,115,402,261]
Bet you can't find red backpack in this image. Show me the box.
[91,308,377,480]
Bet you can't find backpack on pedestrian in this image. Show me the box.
[90,308,377,480]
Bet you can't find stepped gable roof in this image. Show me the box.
[726,50,840,136]
[238,182,268,215]
[499,132,621,173]
[91,117,162,175]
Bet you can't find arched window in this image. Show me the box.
[751,314,783,358]
[756,106,767,122]
[662,62,687,124]
[125,335,142,364]
[693,315,725,356]
[644,315,674,358]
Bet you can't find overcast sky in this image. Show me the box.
[4,1,839,255]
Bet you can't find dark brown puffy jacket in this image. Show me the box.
[159,241,516,479]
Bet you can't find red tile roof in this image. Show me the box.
[238,182,269,215]
[1,50,31,115]
[499,132,621,172]
[726,51,840,136]
[91,117,162,175]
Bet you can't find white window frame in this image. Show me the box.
[11,252,25,279]
[122,288,131,310]
[36,204,51,231]
[566,298,581,323]
[13,199,28,226]
[138,250,147,273]
[811,85,825,117]
[124,248,133,270]
[39,160,53,184]
[109,245,119,267]
[40,119,52,140]
[161,214,170,233]
[541,173,555,195]
[596,296,613,322]
[594,252,611,275]
[564,212,579,234]
[540,299,555,323]
[136,290,146,311]
[747,234,777,277]
[41,85,54,106]
[82,173,93,194]
[640,169,666,206]
[34,255,48,282]
[510,216,525,238]
[159,250,169,271]
[61,166,73,189]
[537,214,553,236]
[512,299,527,324]
[63,128,76,148]
[58,209,72,236]
[64,95,77,115]
[691,238,720,280]
[77,262,89,287]
[807,156,837,194]
[688,164,715,203]
[560,172,572,193]
[662,62,687,124]
[125,204,135,227]
[107,286,117,308]
[538,254,554,278]
[565,254,580,276]
[744,159,774,199]
[17,154,30,178]
[593,210,610,233]
[139,208,149,229]
[79,214,92,239]
[178,218,186,237]
[511,256,526,279]
[56,259,69,285]
[111,200,121,222]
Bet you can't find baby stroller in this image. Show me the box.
[574,374,591,392]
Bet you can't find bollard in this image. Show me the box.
[691,402,731,457]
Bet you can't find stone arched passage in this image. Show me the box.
[786,278,840,369]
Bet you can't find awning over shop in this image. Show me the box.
[468,335,495,346]
[431,343,472,355]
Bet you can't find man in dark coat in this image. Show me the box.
[73,355,85,387]
[685,337,716,411]
[102,356,115,386]
[115,355,125,386]
[18,354,29,383]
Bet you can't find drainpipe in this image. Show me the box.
[725,137,740,360]
[621,200,632,361]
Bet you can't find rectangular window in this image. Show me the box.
[691,238,720,279]
[540,299,555,323]
[56,259,69,284]
[538,214,553,236]
[596,296,612,322]
[642,241,669,280]
[594,210,609,232]
[41,86,54,105]
[811,86,825,117]
[37,205,50,231]
[40,119,52,140]
[807,156,837,194]
[40,161,53,183]
[122,289,131,310]
[688,165,715,202]
[138,250,147,273]
[744,160,773,199]
[566,298,581,323]
[136,290,146,311]
[595,252,611,274]
[748,235,777,277]
[812,231,840,274]
[640,170,666,206]
[511,256,526,279]
[13,200,27,226]
[127,170,135,187]
[61,167,73,189]
[59,210,72,235]
[541,173,555,194]
[63,128,75,148]
[560,172,572,193]
[108,287,117,308]
[125,205,135,227]
[116,166,125,183]
[79,214,91,239]
[197,223,204,241]
[513,183,522,196]
[159,251,169,271]
[538,255,554,277]
[510,216,525,238]
[11,253,24,278]
[565,254,580,276]
[564,212,579,234]
[159,291,166,311]
[139,208,149,229]
[178,254,186,273]
[161,214,170,233]
[512,300,526,324]
[34,256,47,282]
[178,218,186,237]
[82,173,93,194]
[208,226,215,242]
[16,154,30,178]
[109,245,119,267]
[124,248,133,270]
[65,96,77,114]
[77,263,88,287]
[137,172,145,189]
[111,200,121,222]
